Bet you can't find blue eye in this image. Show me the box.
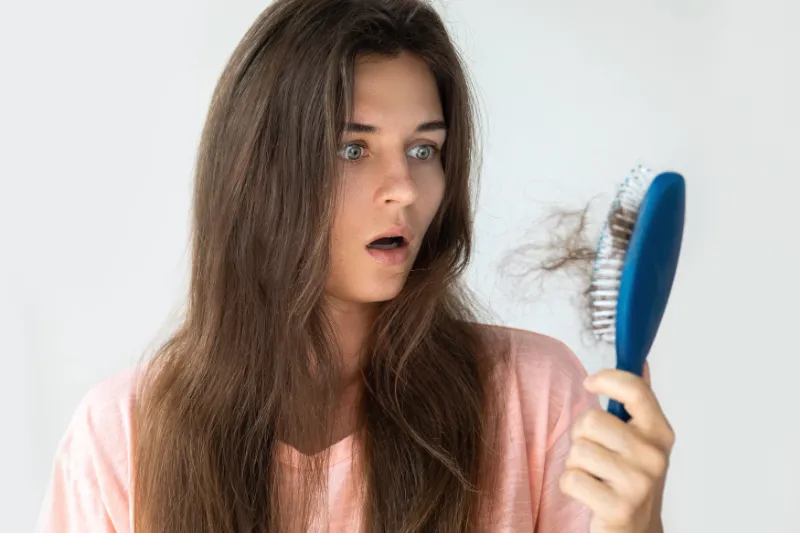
[339,144,365,161]
[408,145,436,160]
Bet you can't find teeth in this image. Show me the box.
[368,242,401,250]
[368,236,404,250]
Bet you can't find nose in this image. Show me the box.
[376,154,419,206]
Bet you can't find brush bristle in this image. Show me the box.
[589,165,653,342]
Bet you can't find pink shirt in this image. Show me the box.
[37,326,599,532]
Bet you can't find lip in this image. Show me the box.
[366,244,409,265]
[366,224,415,247]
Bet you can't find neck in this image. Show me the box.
[324,295,380,384]
[288,296,378,454]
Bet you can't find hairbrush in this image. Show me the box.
[589,165,686,422]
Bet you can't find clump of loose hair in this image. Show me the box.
[500,205,595,290]
[498,198,621,342]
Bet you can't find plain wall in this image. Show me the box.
[1,0,797,531]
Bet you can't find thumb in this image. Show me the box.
[642,361,652,386]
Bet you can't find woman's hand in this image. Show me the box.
[559,363,674,533]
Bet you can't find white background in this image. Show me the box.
[1,0,798,531]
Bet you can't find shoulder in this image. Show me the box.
[62,367,141,463]
[38,367,143,533]
[478,323,591,390]
[479,324,600,449]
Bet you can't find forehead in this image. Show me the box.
[350,52,443,124]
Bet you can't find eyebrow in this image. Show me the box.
[344,120,447,133]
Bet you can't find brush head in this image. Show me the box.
[589,165,685,422]
[590,166,686,354]
[589,165,653,343]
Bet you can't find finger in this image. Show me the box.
[572,408,635,454]
[572,409,670,479]
[566,438,636,490]
[584,370,674,451]
[559,468,618,516]
[642,361,651,386]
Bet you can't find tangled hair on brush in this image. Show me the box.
[499,204,594,286]
[498,200,621,340]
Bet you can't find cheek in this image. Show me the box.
[326,207,356,293]
[416,166,446,219]
[330,173,368,255]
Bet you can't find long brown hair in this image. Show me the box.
[133,0,511,531]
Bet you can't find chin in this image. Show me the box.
[360,279,407,303]
[325,278,409,307]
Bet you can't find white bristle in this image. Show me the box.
[589,165,654,342]
[590,289,618,297]
[592,268,622,278]
[591,300,618,309]
[592,279,619,289]
[594,256,623,264]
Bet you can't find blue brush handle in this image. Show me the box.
[609,172,685,423]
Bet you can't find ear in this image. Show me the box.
[642,361,652,387]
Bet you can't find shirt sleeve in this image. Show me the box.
[511,329,600,533]
[36,375,135,533]
[533,389,598,533]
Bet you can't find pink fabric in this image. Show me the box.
[37,326,599,532]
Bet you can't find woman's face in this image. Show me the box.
[325,51,447,307]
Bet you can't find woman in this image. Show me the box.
[38,0,674,531]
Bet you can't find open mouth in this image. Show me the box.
[366,236,406,250]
